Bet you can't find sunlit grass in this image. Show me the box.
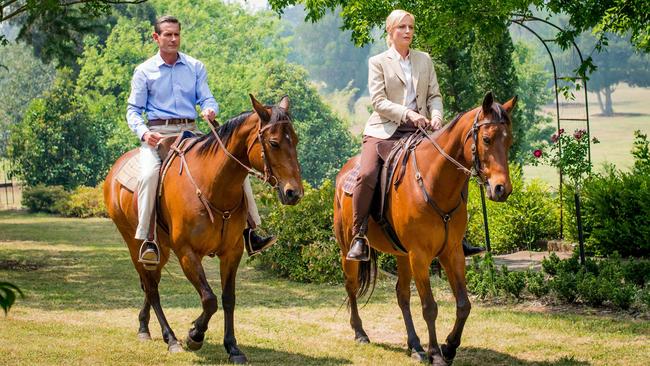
[1,211,648,365]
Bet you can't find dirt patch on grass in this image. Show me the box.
[0,259,43,271]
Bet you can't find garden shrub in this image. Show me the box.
[377,253,397,275]
[576,271,609,306]
[541,252,561,275]
[610,283,636,310]
[466,253,499,299]
[254,180,342,284]
[466,165,560,254]
[525,269,549,298]
[22,184,69,213]
[497,265,526,299]
[58,184,107,218]
[641,284,650,309]
[622,260,650,287]
[549,269,578,303]
[564,132,650,258]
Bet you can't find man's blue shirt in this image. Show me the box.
[126,52,219,140]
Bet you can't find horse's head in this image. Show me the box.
[469,92,518,202]
[248,94,303,205]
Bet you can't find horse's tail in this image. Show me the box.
[356,248,378,304]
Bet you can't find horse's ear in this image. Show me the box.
[502,95,518,114]
[278,95,290,112]
[482,91,494,115]
[250,94,270,122]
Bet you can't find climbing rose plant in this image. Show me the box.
[532,128,599,189]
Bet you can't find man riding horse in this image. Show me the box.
[126,15,275,268]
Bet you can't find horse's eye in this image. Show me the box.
[482,136,491,145]
[269,140,280,148]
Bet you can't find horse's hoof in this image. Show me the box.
[229,353,248,364]
[168,342,184,354]
[185,334,204,351]
[354,335,370,344]
[410,350,428,363]
[440,344,455,364]
[137,332,151,341]
[430,354,448,366]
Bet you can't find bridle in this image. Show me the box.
[418,107,510,185]
[206,113,292,190]
[411,106,509,254]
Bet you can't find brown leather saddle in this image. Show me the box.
[343,131,427,254]
[114,131,201,234]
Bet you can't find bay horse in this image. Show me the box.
[104,95,303,363]
[334,92,517,365]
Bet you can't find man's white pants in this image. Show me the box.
[135,124,261,240]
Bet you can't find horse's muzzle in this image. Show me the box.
[278,185,303,205]
[486,181,511,202]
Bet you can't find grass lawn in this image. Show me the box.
[1,210,648,365]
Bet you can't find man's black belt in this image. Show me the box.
[148,118,195,126]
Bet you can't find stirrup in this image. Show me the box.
[138,240,160,271]
[346,234,370,262]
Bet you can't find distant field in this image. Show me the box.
[524,84,650,186]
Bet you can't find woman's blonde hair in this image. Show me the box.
[385,9,415,47]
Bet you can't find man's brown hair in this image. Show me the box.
[154,15,181,34]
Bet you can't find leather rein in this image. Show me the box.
[411,109,508,253]
[166,115,291,238]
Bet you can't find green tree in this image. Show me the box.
[8,68,113,188]
[583,34,650,115]
[0,42,55,156]
[544,0,650,53]
[283,6,370,98]
[1,1,151,68]
[257,61,357,184]
[76,17,155,159]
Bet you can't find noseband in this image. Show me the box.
[206,116,292,190]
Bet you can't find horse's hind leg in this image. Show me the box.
[219,249,247,364]
[395,255,426,361]
[342,258,369,343]
[177,248,218,352]
[438,249,471,364]
[137,280,152,340]
[140,267,183,353]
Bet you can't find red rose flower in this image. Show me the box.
[573,129,586,140]
[533,149,543,158]
[551,133,558,143]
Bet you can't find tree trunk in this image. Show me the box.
[596,90,605,114]
[603,85,614,116]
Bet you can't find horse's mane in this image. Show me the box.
[434,102,510,137]
[197,105,290,155]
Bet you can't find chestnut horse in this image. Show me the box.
[104,95,303,363]
[334,92,517,365]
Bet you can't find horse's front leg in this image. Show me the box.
[410,252,447,366]
[219,246,247,364]
[395,255,426,361]
[438,245,472,364]
[177,247,219,351]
